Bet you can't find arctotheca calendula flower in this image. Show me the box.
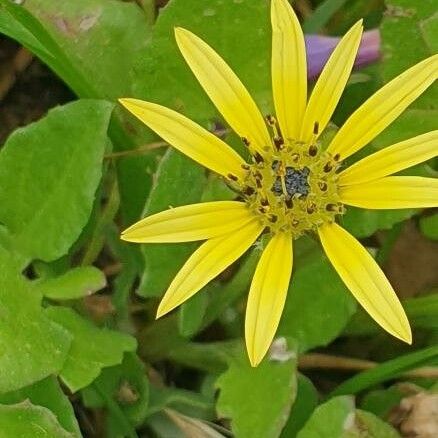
[120,0,438,366]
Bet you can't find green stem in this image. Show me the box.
[92,381,139,438]
[81,177,120,266]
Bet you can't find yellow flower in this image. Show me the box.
[120,0,438,366]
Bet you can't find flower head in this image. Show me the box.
[120,0,438,366]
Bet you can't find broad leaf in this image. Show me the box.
[216,344,297,438]
[297,396,399,437]
[23,0,153,99]
[0,401,73,438]
[0,376,81,437]
[0,99,113,262]
[45,306,137,392]
[37,266,107,300]
[0,250,71,393]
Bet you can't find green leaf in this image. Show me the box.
[22,0,152,99]
[281,374,319,437]
[132,0,271,124]
[138,149,206,298]
[0,401,73,438]
[0,100,113,262]
[381,0,437,110]
[303,0,349,33]
[330,346,438,397]
[178,291,209,338]
[0,376,81,437]
[420,214,438,240]
[0,250,71,393]
[342,207,415,239]
[360,385,405,418]
[354,410,400,438]
[297,396,400,437]
[278,240,357,353]
[297,396,355,438]
[36,266,106,300]
[216,344,297,438]
[45,306,137,392]
[345,293,438,336]
[81,353,149,437]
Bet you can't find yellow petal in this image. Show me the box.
[245,232,293,367]
[122,201,255,243]
[328,54,438,160]
[318,223,411,343]
[339,131,438,186]
[300,20,363,143]
[119,98,246,179]
[340,176,438,209]
[271,0,307,140]
[156,219,264,318]
[175,27,272,155]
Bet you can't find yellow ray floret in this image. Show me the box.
[245,231,293,367]
[271,0,307,141]
[175,27,272,155]
[318,223,412,344]
[156,219,264,318]
[300,20,363,143]
[328,54,438,160]
[119,98,246,179]
[339,131,438,186]
[121,201,255,243]
[340,176,438,209]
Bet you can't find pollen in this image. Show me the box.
[238,117,344,238]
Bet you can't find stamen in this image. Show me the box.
[242,186,255,196]
[253,151,264,164]
[274,137,284,151]
[308,145,318,156]
[313,121,319,135]
[227,173,238,182]
[318,181,328,192]
[323,162,333,173]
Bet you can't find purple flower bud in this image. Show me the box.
[305,29,380,79]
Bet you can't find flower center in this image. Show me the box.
[234,119,345,238]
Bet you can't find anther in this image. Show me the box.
[268,214,278,223]
[241,137,250,147]
[266,115,276,126]
[253,152,264,164]
[326,203,337,212]
[308,145,318,157]
[227,173,238,182]
[241,163,250,170]
[274,137,284,151]
[242,186,255,196]
[333,153,341,161]
[313,121,319,135]
[307,203,316,214]
[256,179,262,188]
[253,170,263,180]
[291,219,299,227]
[318,181,328,192]
[323,163,333,173]
[260,198,269,207]
[291,153,300,163]
[285,197,293,209]
[258,206,267,213]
